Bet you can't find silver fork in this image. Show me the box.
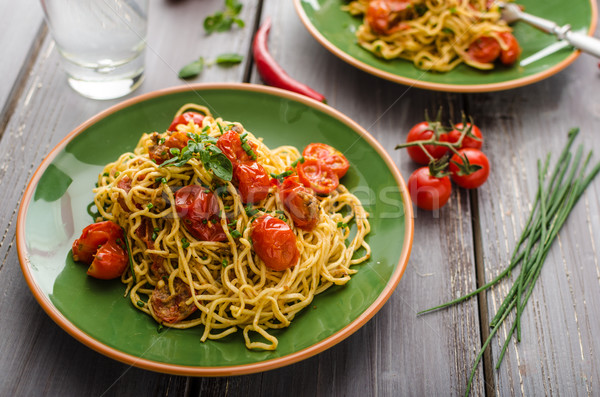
[498,2,600,58]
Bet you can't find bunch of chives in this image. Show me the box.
[418,128,600,397]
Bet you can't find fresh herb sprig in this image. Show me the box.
[204,0,244,34]
[418,128,600,397]
[160,132,233,181]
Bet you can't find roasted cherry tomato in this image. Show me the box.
[449,148,490,189]
[447,122,483,150]
[279,176,320,231]
[366,0,411,35]
[234,161,270,203]
[407,167,452,211]
[164,131,190,150]
[498,32,521,65]
[297,157,339,195]
[302,143,350,178]
[251,215,299,271]
[148,144,170,165]
[216,130,256,165]
[175,185,219,220]
[175,185,226,241]
[406,122,450,165]
[72,221,123,264]
[467,36,501,64]
[168,111,205,131]
[150,278,197,323]
[86,239,129,280]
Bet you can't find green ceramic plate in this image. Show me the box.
[294,0,597,92]
[17,84,413,376]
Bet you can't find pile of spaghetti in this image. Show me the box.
[343,0,521,71]
[88,104,370,350]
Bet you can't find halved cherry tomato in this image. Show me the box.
[498,32,521,65]
[234,161,270,203]
[449,148,490,189]
[297,157,339,195]
[164,131,190,150]
[168,111,205,131]
[407,167,452,211]
[406,122,450,165]
[216,130,256,165]
[175,185,226,241]
[150,278,197,323]
[467,36,501,64]
[447,123,483,150]
[303,143,350,178]
[279,176,320,231]
[251,215,299,271]
[72,221,123,264]
[86,239,129,280]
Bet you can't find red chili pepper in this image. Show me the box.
[253,17,327,103]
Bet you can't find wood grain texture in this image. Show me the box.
[0,0,44,127]
[467,39,600,396]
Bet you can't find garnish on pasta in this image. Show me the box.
[71,104,371,350]
[343,0,521,72]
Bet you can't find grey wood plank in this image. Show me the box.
[0,0,44,126]
[0,0,260,395]
[467,37,600,396]
[194,1,485,396]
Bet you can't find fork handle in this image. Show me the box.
[564,31,600,58]
[515,10,558,33]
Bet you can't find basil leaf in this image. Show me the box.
[208,153,233,181]
[216,53,244,66]
[199,147,211,164]
[178,57,204,79]
[203,12,223,33]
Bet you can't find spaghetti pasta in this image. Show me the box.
[343,0,520,72]
[90,104,371,350]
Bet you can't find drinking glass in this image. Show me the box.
[40,0,149,100]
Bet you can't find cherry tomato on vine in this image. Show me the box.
[407,167,452,210]
[251,215,299,271]
[449,148,490,189]
[168,111,205,131]
[406,122,449,165]
[303,143,350,178]
[467,36,501,64]
[498,32,521,65]
[297,157,339,195]
[447,123,483,150]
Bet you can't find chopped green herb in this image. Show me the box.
[271,170,293,182]
[147,203,154,209]
[442,28,454,34]
[136,301,145,308]
[159,137,166,144]
[230,230,242,238]
[239,132,248,141]
[157,324,164,333]
[337,221,348,229]
[291,156,305,167]
[181,238,190,249]
[245,205,259,217]
[151,231,157,240]
[102,172,109,177]
[129,155,134,159]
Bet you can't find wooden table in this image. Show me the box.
[2,1,599,395]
